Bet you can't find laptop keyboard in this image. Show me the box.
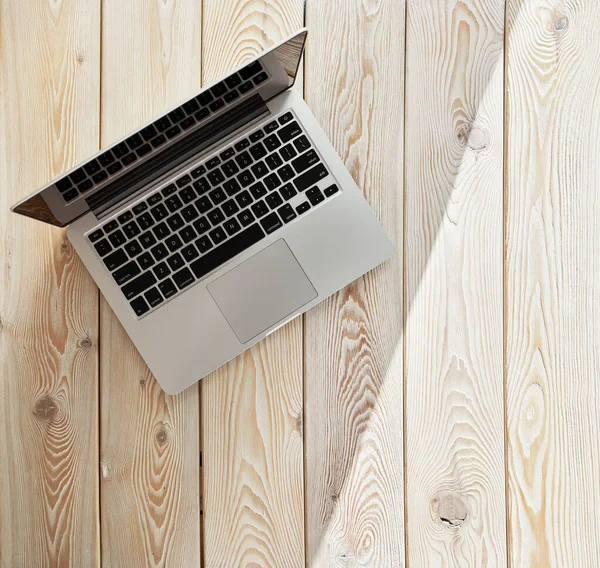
[87,110,340,318]
[55,60,269,203]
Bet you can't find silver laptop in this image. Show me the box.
[11,30,392,394]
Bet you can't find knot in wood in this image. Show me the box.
[78,337,92,349]
[60,241,70,252]
[155,426,169,446]
[34,396,59,420]
[466,127,488,151]
[554,13,568,32]
[77,54,85,64]
[434,492,468,528]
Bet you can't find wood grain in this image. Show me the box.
[303,1,406,565]
[200,1,305,566]
[403,0,506,565]
[99,1,202,565]
[0,0,101,566]
[505,1,600,565]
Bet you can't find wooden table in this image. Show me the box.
[1,0,599,566]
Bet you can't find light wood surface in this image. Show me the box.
[2,0,600,566]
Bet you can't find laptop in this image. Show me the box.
[11,30,393,394]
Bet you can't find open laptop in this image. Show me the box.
[11,30,393,394]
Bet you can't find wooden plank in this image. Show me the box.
[403,0,506,565]
[98,1,202,565]
[0,0,101,566]
[200,2,306,566]
[505,1,600,565]
[303,1,406,565]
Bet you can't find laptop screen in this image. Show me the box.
[11,30,308,227]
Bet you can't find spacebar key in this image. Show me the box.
[190,223,265,280]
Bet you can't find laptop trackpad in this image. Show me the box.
[207,239,318,344]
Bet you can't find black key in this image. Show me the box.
[180,226,197,243]
[94,238,112,256]
[236,190,253,208]
[137,212,155,230]
[166,234,183,252]
[122,271,157,300]
[144,287,163,308]
[306,186,322,199]
[130,296,150,316]
[224,218,241,236]
[122,220,141,238]
[181,186,196,204]
[209,188,226,205]
[88,229,104,242]
[64,189,79,202]
[222,199,239,217]
[151,243,169,261]
[222,160,239,178]
[260,212,283,234]
[219,147,235,161]
[249,142,267,161]
[224,90,239,103]
[124,240,143,258]
[249,181,267,199]
[118,211,133,224]
[182,204,199,222]
[92,170,109,184]
[107,162,123,175]
[172,267,195,290]
[294,164,328,192]
[103,248,128,271]
[292,149,320,174]
[168,108,185,123]
[153,222,171,240]
[165,195,183,212]
[108,229,126,248]
[84,159,101,175]
[165,125,181,139]
[151,203,169,221]
[280,144,297,162]
[224,178,242,196]
[296,201,311,215]
[265,120,279,133]
[324,184,340,197]
[237,209,255,227]
[251,161,269,179]
[249,130,265,143]
[253,72,268,85]
[181,244,199,262]
[104,220,119,233]
[193,177,211,195]
[211,81,227,97]
[279,122,302,143]
[264,134,281,152]
[159,278,178,298]
[209,227,227,244]
[208,169,225,186]
[127,133,143,150]
[308,188,325,206]
[122,153,137,166]
[266,153,283,170]
[239,80,253,94]
[138,252,155,270]
[113,142,129,158]
[280,183,297,201]
[153,262,171,280]
[237,170,255,188]
[195,107,210,121]
[195,196,212,214]
[133,202,148,215]
[167,253,185,271]
[113,261,141,285]
[148,193,162,206]
[234,139,250,152]
[251,200,269,218]
[293,135,311,153]
[162,183,177,197]
[278,165,295,182]
[266,192,283,210]
[195,235,213,253]
[225,73,242,89]
[208,208,225,226]
[196,91,214,106]
[191,224,265,280]
[183,99,200,114]
[154,116,172,132]
[278,203,297,224]
[209,99,225,112]
[56,178,73,192]
[193,217,211,235]
[240,60,262,80]
[141,124,157,141]
[235,151,253,169]
[151,134,167,148]
[181,116,196,130]
[99,152,115,167]
[264,173,281,191]
[166,213,185,232]
[191,165,206,178]
[278,112,294,125]
[68,183,83,197]
[139,231,157,249]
